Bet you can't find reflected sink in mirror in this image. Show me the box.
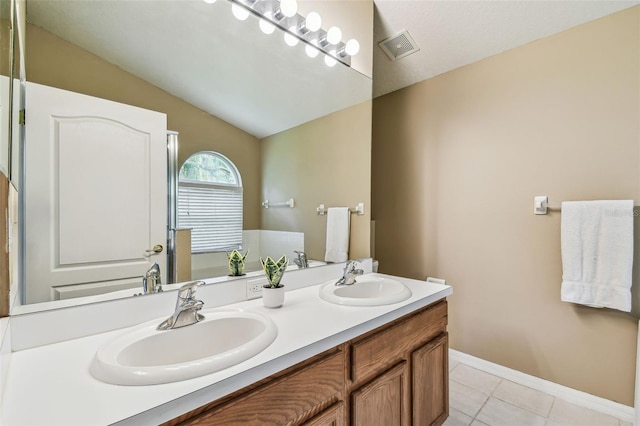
[319,273,412,307]
[90,308,277,386]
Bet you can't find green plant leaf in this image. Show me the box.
[227,249,248,276]
[260,255,288,287]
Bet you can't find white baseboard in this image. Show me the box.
[449,349,634,423]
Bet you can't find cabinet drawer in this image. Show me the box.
[182,350,344,425]
[350,301,447,384]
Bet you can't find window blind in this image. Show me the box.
[178,181,243,253]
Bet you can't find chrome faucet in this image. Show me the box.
[157,281,205,330]
[143,263,162,294]
[293,250,309,268]
[335,261,364,286]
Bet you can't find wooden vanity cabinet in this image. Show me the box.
[167,300,448,426]
[348,300,448,426]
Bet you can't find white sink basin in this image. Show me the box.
[90,308,277,385]
[319,273,412,306]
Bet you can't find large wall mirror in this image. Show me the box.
[6,0,373,313]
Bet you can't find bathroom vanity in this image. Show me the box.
[0,271,451,425]
[167,300,448,426]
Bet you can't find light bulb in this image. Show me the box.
[326,26,342,45]
[231,4,250,20]
[280,0,297,17]
[305,44,320,58]
[305,11,322,32]
[259,13,275,34]
[324,52,337,67]
[203,0,216,3]
[284,27,299,47]
[345,39,360,56]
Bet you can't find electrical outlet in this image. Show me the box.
[246,278,266,300]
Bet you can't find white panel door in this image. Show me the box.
[24,82,167,303]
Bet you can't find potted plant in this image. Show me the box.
[260,255,288,308]
[227,249,248,276]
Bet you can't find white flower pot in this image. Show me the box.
[263,286,285,308]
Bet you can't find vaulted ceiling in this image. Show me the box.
[26,0,640,137]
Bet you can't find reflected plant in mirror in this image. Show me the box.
[227,250,248,277]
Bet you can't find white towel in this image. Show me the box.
[324,207,350,263]
[561,200,634,312]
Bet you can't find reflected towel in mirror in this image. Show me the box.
[324,207,350,263]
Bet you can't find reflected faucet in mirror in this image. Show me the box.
[294,251,308,268]
[143,263,163,294]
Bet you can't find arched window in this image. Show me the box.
[178,151,243,253]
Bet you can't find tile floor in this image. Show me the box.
[445,358,631,426]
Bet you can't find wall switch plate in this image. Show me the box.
[246,278,266,300]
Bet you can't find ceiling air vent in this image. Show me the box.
[378,30,419,62]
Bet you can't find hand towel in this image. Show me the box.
[324,207,350,263]
[561,200,634,312]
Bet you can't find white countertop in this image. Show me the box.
[0,274,452,426]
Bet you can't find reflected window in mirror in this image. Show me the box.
[178,151,243,253]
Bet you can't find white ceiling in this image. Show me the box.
[27,1,639,136]
[373,0,639,98]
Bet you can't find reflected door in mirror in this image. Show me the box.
[24,83,168,303]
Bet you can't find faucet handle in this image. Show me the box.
[178,281,204,300]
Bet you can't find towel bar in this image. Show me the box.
[317,203,365,216]
[534,196,639,215]
[262,199,295,209]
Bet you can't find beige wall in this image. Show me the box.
[261,100,372,261]
[373,6,639,405]
[25,24,262,229]
[1,18,11,77]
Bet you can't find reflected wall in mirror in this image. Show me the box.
[0,0,10,317]
[8,0,373,312]
[0,0,24,317]
[0,0,10,179]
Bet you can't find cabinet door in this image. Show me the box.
[412,333,449,426]
[351,363,409,426]
[302,402,345,426]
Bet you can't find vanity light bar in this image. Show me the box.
[224,0,356,67]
